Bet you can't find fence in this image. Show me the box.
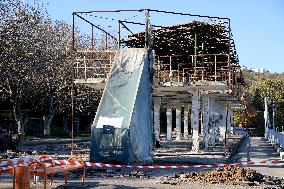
[266,128,284,150]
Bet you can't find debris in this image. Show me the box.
[157,166,284,187]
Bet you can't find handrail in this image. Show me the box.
[154,53,240,85]
[266,128,284,150]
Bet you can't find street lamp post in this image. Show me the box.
[272,102,276,131]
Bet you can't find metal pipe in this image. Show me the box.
[71,58,75,156]
[169,56,172,79]
[149,9,229,20]
[228,19,231,86]
[91,25,94,50]
[105,34,108,50]
[118,20,121,48]
[74,13,117,41]
[73,9,229,20]
[178,64,180,82]
[120,21,134,35]
[194,33,197,77]
[84,56,87,80]
[214,55,217,81]
[74,9,145,14]
[72,13,75,51]
[76,49,116,53]
[120,20,164,28]
[202,42,204,81]
[71,13,75,155]
[76,61,79,78]
[156,54,228,58]
[157,56,160,79]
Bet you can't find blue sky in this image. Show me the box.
[43,0,284,73]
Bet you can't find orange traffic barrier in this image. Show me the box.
[14,166,30,189]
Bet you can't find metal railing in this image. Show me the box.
[154,54,238,84]
[266,128,284,150]
[74,57,113,80]
[73,52,114,80]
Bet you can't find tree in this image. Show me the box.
[235,70,284,135]
[0,0,110,136]
[0,0,48,134]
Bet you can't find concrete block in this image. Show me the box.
[280,151,284,160]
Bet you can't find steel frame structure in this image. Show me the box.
[70,9,242,154]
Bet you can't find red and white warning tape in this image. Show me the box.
[0,157,283,173]
[0,156,52,172]
[82,159,283,169]
[53,159,283,169]
[53,159,84,167]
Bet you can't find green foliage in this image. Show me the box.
[238,69,284,136]
[0,0,101,135]
[233,111,242,127]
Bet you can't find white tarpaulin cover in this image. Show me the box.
[96,116,124,128]
[90,48,154,164]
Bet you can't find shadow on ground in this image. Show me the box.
[53,181,155,189]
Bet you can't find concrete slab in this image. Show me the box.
[280,151,284,160]
[277,147,283,154]
[75,78,106,89]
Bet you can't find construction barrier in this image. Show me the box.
[64,159,283,169]
[0,156,51,172]
[1,156,283,173]
[14,166,30,189]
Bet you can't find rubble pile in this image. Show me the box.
[124,21,231,58]
[158,166,284,187]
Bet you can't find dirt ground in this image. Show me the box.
[0,176,280,189]
[1,165,283,189]
[1,136,283,189]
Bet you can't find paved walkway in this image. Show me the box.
[233,137,284,178]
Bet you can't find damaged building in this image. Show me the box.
[72,9,245,164]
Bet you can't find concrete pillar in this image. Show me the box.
[226,107,231,136]
[153,97,161,142]
[175,103,182,141]
[183,104,189,139]
[166,99,172,142]
[219,104,227,141]
[191,90,200,152]
[229,109,234,135]
[209,99,217,146]
[209,115,216,146]
[202,96,210,151]
[200,112,203,136]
